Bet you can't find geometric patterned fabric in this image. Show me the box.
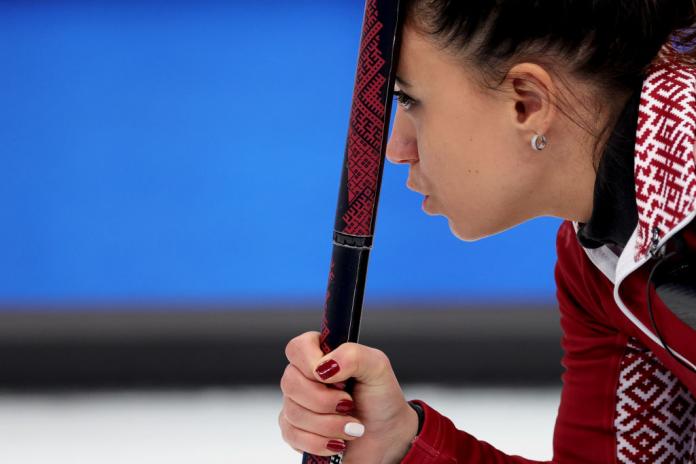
[634,52,696,260]
[615,338,696,463]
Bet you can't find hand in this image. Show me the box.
[279,331,419,464]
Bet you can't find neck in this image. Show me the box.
[538,126,598,223]
[543,90,634,223]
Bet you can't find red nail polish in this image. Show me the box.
[315,359,340,380]
[330,381,347,391]
[336,399,354,414]
[326,439,346,453]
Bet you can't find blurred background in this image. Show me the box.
[0,1,562,462]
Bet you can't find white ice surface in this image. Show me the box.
[0,386,560,463]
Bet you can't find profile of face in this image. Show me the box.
[386,25,598,241]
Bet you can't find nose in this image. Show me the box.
[386,108,419,165]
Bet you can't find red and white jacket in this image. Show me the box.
[400,53,696,463]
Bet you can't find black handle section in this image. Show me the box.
[301,246,369,464]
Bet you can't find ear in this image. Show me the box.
[504,63,556,140]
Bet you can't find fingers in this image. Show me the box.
[283,396,365,441]
[279,410,349,457]
[285,332,393,388]
[285,332,325,380]
[281,364,355,415]
[281,333,376,456]
[313,342,393,386]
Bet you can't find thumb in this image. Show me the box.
[313,343,392,387]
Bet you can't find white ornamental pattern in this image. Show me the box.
[634,55,696,260]
[615,339,696,463]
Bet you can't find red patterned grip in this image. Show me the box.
[334,0,402,237]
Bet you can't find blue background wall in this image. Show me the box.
[0,1,561,308]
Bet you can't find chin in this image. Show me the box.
[447,219,487,242]
[447,216,510,242]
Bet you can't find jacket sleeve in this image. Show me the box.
[399,400,551,464]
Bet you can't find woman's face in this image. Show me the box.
[386,25,559,241]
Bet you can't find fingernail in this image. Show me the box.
[336,399,354,414]
[344,422,365,437]
[315,359,340,380]
[326,439,346,452]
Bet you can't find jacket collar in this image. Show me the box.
[575,49,696,370]
[632,53,696,262]
[617,51,696,370]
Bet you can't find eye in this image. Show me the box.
[393,90,415,111]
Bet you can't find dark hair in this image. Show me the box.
[405,0,696,93]
[404,0,696,164]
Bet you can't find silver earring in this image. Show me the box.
[531,134,548,151]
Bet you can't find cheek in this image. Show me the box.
[419,121,528,239]
[420,121,496,199]
[444,163,539,241]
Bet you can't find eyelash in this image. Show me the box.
[393,90,415,110]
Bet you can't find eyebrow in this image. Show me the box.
[395,75,412,88]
